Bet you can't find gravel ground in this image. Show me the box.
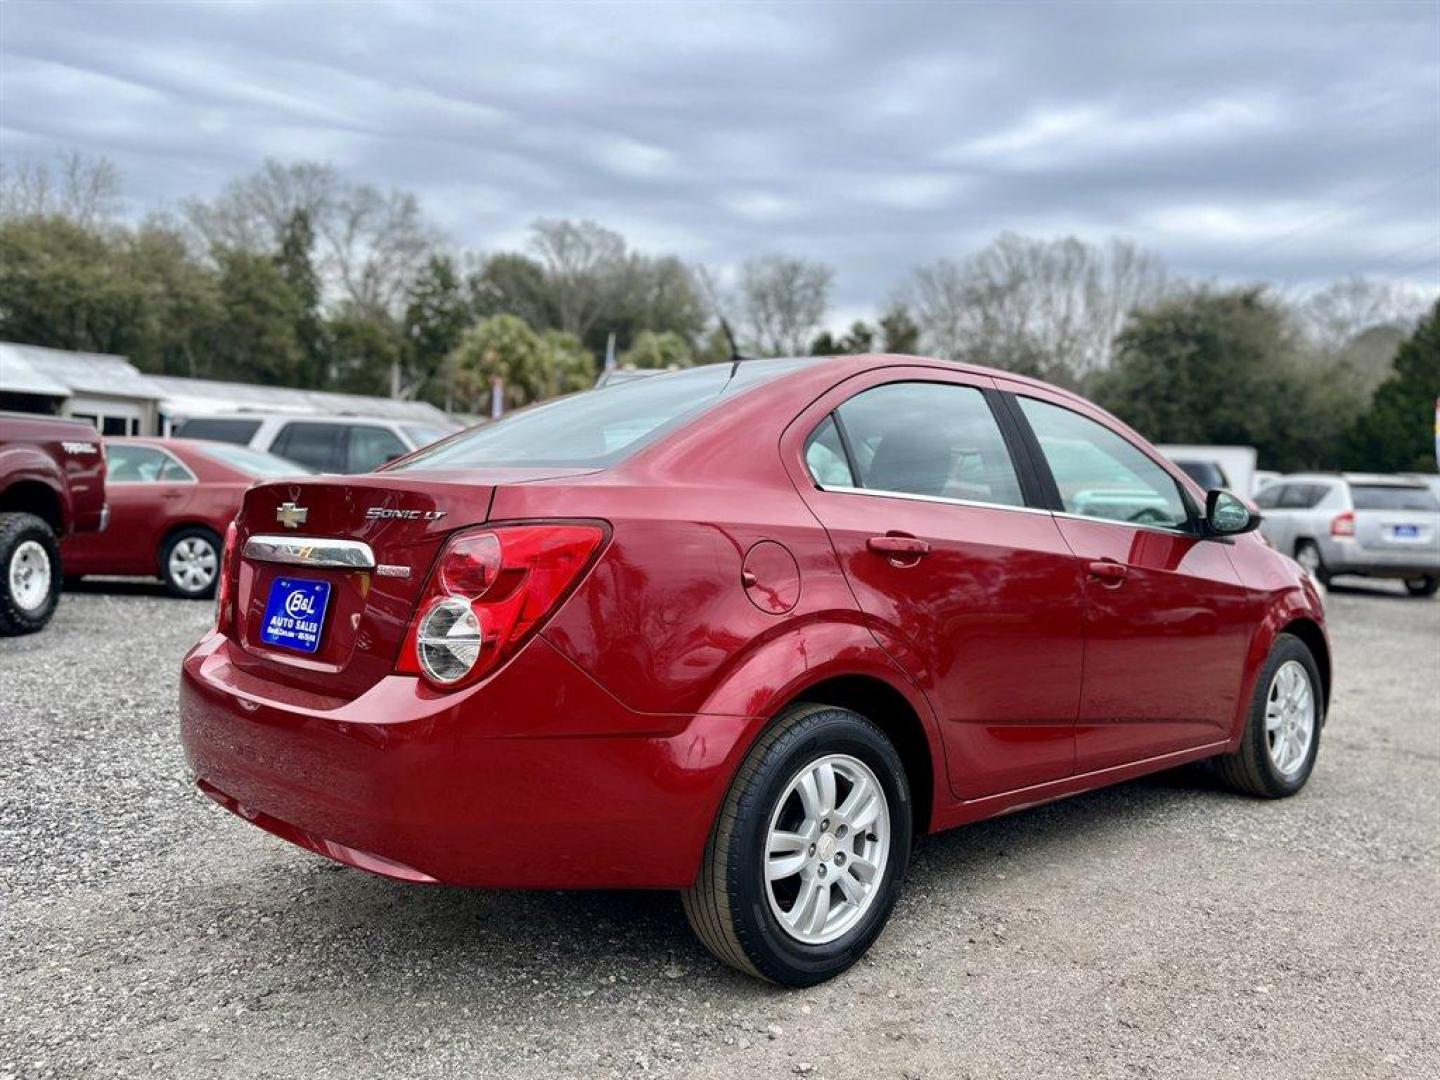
[1,578,1436,1080]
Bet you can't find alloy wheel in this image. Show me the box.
[1265,659,1315,777]
[764,753,891,945]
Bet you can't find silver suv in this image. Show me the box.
[1255,473,1440,596]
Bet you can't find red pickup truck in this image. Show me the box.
[0,413,108,634]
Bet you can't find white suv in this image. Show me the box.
[170,414,459,474]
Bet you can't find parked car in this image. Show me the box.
[170,413,459,474]
[0,412,108,634]
[62,438,310,599]
[181,355,1330,986]
[1158,444,1258,497]
[1254,473,1440,595]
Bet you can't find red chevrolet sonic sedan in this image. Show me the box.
[62,438,308,598]
[180,355,1329,985]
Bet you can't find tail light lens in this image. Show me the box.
[397,522,606,689]
[1330,512,1355,537]
[215,521,240,634]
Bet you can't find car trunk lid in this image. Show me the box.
[225,467,595,699]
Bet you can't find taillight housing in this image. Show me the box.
[397,522,606,689]
[215,521,240,634]
[1330,512,1355,537]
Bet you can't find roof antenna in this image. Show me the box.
[722,318,747,377]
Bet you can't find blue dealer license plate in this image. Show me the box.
[1392,525,1420,539]
[259,578,331,654]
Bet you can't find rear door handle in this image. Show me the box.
[1087,559,1128,584]
[867,534,931,559]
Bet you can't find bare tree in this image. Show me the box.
[0,150,124,226]
[182,159,437,317]
[738,254,833,356]
[1298,276,1431,351]
[901,233,1168,382]
[526,218,627,338]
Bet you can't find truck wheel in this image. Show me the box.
[0,512,62,635]
[161,527,222,599]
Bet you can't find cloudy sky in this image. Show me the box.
[2,1,1436,318]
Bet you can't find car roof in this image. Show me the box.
[1272,472,1428,489]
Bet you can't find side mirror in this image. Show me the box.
[1205,488,1261,536]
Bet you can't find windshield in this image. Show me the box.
[1350,484,1440,512]
[196,442,315,477]
[393,359,813,471]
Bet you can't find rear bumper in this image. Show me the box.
[179,632,756,888]
[1319,537,1440,578]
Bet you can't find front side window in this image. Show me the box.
[818,382,1024,506]
[272,422,345,472]
[105,445,169,483]
[345,426,408,472]
[1018,397,1189,529]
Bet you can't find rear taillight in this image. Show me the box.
[1330,512,1355,537]
[215,522,239,634]
[397,522,606,689]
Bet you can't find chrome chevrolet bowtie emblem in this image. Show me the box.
[276,501,309,529]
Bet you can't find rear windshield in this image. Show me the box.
[393,360,812,471]
[1350,484,1440,512]
[173,418,262,444]
[195,442,315,477]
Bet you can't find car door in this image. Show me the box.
[1003,385,1253,772]
[63,444,189,575]
[786,369,1086,801]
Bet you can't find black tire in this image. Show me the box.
[160,526,222,600]
[1213,633,1323,798]
[682,703,913,986]
[1294,540,1330,586]
[0,512,62,636]
[1404,576,1438,598]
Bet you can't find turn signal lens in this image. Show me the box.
[397,522,606,689]
[1330,512,1355,537]
[215,521,239,634]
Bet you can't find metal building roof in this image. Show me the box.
[149,375,455,425]
[0,342,168,399]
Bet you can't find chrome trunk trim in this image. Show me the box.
[242,534,376,570]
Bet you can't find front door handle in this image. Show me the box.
[867,534,931,562]
[1087,559,1128,585]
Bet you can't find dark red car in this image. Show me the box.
[180,356,1329,985]
[63,438,307,599]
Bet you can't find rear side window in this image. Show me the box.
[1018,397,1189,529]
[105,445,169,482]
[197,442,314,477]
[1279,483,1329,509]
[271,422,345,472]
[823,382,1024,506]
[1350,485,1440,512]
[804,415,855,488]
[174,418,262,444]
[345,426,408,472]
